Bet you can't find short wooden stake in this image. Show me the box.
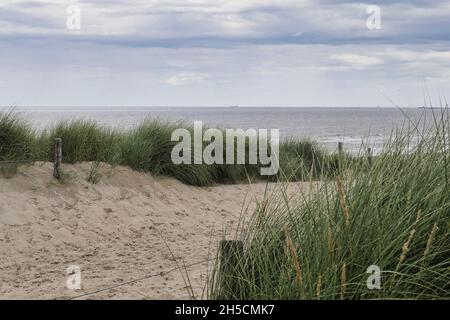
[53,138,62,179]
[218,240,244,299]
[338,142,344,155]
[367,147,373,166]
[338,142,344,170]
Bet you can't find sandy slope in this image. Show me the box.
[0,162,305,299]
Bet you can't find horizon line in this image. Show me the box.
[3,105,424,109]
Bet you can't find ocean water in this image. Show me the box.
[14,106,438,153]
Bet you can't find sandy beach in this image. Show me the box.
[0,162,304,299]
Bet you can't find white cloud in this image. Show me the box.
[331,54,384,69]
[166,72,208,85]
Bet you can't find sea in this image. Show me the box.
[13,106,441,153]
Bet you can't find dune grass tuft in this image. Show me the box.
[0,110,38,161]
[44,119,120,164]
[210,108,450,299]
[0,111,341,185]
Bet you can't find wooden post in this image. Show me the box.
[218,240,244,299]
[338,142,344,170]
[367,147,372,166]
[53,138,62,179]
[338,142,343,155]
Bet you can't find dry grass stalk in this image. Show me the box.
[396,229,416,271]
[340,262,347,300]
[336,177,350,226]
[423,222,438,257]
[327,226,334,258]
[415,209,422,222]
[284,227,303,289]
[316,275,322,300]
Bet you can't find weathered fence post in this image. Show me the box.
[53,138,62,179]
[338,142,344,156]
[338,142,344,170]
[367,147,373,166]
[218,240,244,299]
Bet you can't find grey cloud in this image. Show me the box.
[1,1,449,107]
[1,0,449,48]
[0,6,59,29]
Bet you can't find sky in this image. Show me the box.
[0,0,450,107]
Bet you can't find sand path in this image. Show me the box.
[0,162,305,299]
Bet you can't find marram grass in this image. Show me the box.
[1,108,449,299]
[0,110,331,184]
[210,107,449,299]
[0,110,39,161]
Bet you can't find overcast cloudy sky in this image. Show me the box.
[1,0,449,107]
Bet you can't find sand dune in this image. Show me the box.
[0,162,306,299]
